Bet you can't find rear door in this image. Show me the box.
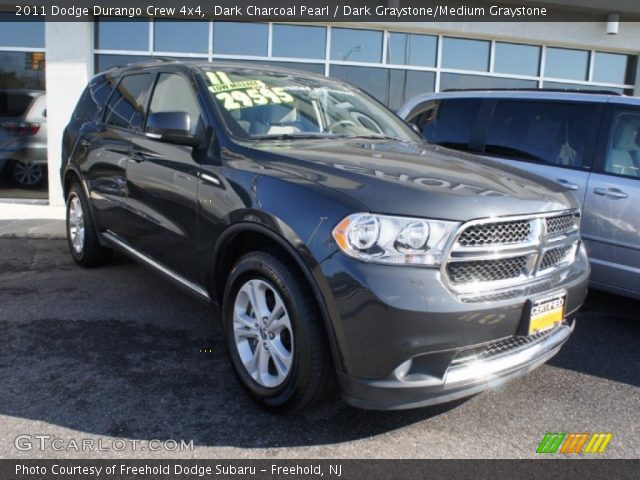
[79,73,154,236]
[582,106,640,298]
[480,99,601,206]
[124,71,205,282]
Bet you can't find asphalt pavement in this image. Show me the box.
[0,238,638,459]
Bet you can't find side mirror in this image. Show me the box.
[145,111,199,147]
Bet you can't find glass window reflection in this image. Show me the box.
[96,18,149,51]
[494,42,540,76]
[213,22,267,56]
[387,33,436,67]
[544,47,589,81]
[330,28,382,63]
[593,52,634,85]
[0,13,44,48]
[272,25,325,59]
[442,37,489,71]
[154,20,208,54]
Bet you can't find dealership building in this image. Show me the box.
[1,1,639,206]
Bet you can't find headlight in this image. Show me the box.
[332,213,459,266]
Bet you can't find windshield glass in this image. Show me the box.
[200,67,417,141]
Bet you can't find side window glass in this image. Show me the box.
[414,99,481,150]
[104,74,153,131]
[148,73,202,134]
[73,76,113,121]
[604,110,640,178]
[485,100,595,169]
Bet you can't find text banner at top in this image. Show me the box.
[2,0,640,22]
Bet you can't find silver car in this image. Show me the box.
[399,90,640,300]
[0,90,47,187]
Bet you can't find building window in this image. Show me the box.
[95,18,149,51]
[387,32,436,67]
[0,52,46,90]
[440,73,537,91]
[0,13,44,48]
[593,52,637,85]
[494,42,540,76]
[213,22,268,56]
[272,25,325,59]
[154,20,208,54]
[330,28,382,63]
[93,20,637,109]
[442,37,490,72]
[544,47,589,81]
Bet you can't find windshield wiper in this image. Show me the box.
[348,134,407,142]
[251,133,339,141]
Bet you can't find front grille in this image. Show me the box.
[546,214,577,237]
[540,244,573,271]
[452,329,554,365]
[445,210,579,293]
[457,220,531,247]
[447,256,528,285]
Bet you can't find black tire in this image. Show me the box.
[222,251,334,412]
[66,181,112,267]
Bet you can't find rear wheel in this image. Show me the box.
[11,161,44,187]
[66,181,112,267]
[222,251,334,412]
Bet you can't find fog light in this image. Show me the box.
[393,359,413,380]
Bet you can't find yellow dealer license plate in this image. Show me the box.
[529,292,565,335]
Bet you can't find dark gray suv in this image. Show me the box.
[61,61,589,411]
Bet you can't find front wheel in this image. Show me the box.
[222,251,334,412]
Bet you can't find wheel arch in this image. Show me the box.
[209,221,346,372]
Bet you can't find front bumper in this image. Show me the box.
[319,244,589,410]
[339,322,573,410]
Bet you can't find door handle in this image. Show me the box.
[593,187,628,199]
[556,179,579,191]
[80,139,91,148]
[129,151,147,163]
[198,171,221,186]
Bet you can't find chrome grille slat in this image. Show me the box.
[546,213,578,237]
[447,256,528,284]
[452,329,554,365]
[540,244,573,271]
[457,220,531,247]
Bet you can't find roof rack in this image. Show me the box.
[442,87,624,96]
[105,57,180,71]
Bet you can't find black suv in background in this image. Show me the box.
[62,61,589,411]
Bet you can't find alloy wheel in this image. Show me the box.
[233,279,294,388]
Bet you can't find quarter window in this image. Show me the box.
[604,110,640,178]
[485,101,595,169]
[104,74,153,131]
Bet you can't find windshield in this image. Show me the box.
[201,67,417,142]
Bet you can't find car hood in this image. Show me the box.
[249,139,577,221]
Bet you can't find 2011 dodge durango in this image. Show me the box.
[61,60,590,411]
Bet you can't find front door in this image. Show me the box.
[124,72,205,283]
